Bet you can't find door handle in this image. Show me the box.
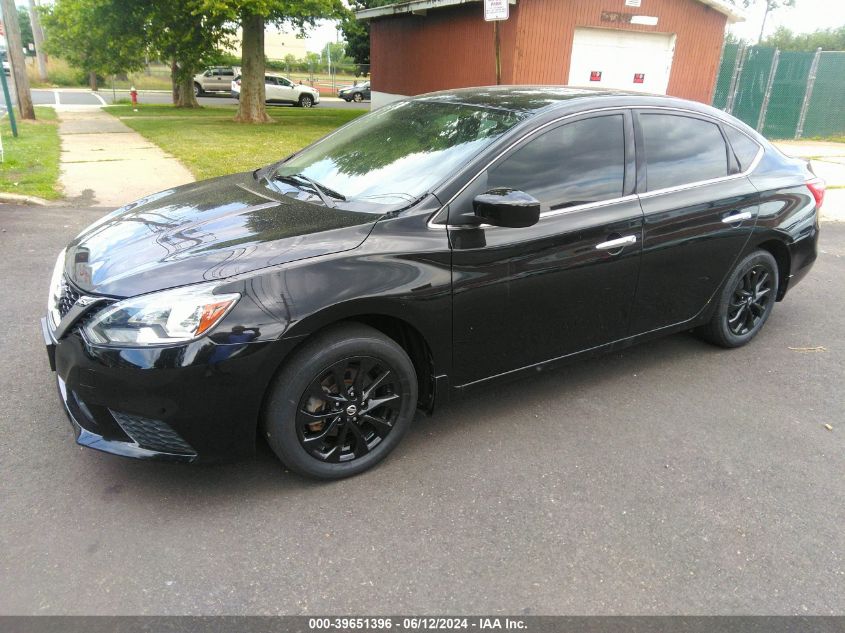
[722,211,753,224]
[596,235,637,250]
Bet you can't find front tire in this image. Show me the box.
[193,83,203,97]
[262,323,418,480]
[697,249,778,348]
[298,94,314,108]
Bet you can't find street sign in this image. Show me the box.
[484,0,509,21]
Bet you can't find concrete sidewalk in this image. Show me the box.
[774,140,845,222]
[58,109,194,208]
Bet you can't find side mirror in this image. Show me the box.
[472,188,541,228]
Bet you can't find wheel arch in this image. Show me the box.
[754,237,791,300]
[270,309,441,417]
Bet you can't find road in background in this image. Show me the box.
[1,204,843,615]
[5,88,369,110]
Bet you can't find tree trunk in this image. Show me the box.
[171,60,180,105]
[0,0,35,119]
[175,72,199,108]
[89,72,98,91]
[28,0,48,82]
[235,12,272,123]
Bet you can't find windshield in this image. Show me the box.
[274,100,525,208]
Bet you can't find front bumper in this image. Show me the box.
[42,316,289,463]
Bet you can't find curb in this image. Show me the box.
[0,192,56,206]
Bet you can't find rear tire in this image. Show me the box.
[696,249,778,348]
[262,323,418,480]
[353,92,363,103]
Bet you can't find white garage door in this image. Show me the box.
[568,27,677,95]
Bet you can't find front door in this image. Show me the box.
[628,110,759,334]
[449,111,643,386]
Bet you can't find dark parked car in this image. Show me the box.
[338,81,370,102]
[42,87,823,479]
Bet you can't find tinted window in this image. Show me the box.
[488,115,625,212]
[265,76,277,85]
[279,78,292,87]
[221,69,234,77]
[724,125,761,172]
[640,114,728,191]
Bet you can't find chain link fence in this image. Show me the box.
[713,43,845,139]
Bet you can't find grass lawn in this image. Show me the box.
[0,107,62,200]
[104,104,365,180]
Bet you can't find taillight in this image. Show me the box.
[806,178,826,209]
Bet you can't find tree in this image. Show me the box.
[729,0,797,43]
[28,0,49,81]
[1,0,35,118]
[146,0,233,108]
[17,5,33,52]
[339,0,391,70]
[199,0,346,123]
[41,0,148,90]
[762,25,845,51]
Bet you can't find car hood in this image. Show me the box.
[64,172,380,297]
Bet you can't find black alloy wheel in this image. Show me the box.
[297,357,402,463]
[727,264,773,336]
[697,249,778,348]
[263,323,417,479]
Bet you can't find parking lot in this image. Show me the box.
[1,203,843,615]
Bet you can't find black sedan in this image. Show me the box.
[42,87,823,479]
[338,81,370,102]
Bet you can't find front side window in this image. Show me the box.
[640,113,729,191]
[275,100,525,208]
[265,76,278,85]
[487,115,625,212]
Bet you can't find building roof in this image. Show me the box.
[356,0,744,23]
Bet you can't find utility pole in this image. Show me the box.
[0,0,35,119]
[28,0,48,82]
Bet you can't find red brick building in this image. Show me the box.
[356,0,742,108]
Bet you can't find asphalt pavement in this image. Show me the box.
[1,204,844,615]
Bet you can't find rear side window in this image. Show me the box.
[640,114,728,191]
[488,115,626,212]
[724,125,761,172]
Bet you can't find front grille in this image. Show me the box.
[57,277,81,319]
[110,411,197,456]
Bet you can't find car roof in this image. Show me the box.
[412,85,720,117]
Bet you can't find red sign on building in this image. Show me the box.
[590,71,602,82]
[634,73,645,84]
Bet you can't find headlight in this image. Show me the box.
[47,249,66,328]
[83,283,240,346]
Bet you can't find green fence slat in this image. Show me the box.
[801,52,845,138]
[762,50,815,139]
[731,46,776,129]
[713,43,740,111]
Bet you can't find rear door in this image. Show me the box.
[264,76,281,101]
[628,109,760,334]
[276,77,298,103]
[449,110,643,386]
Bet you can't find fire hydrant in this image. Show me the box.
[130,86,138,111]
